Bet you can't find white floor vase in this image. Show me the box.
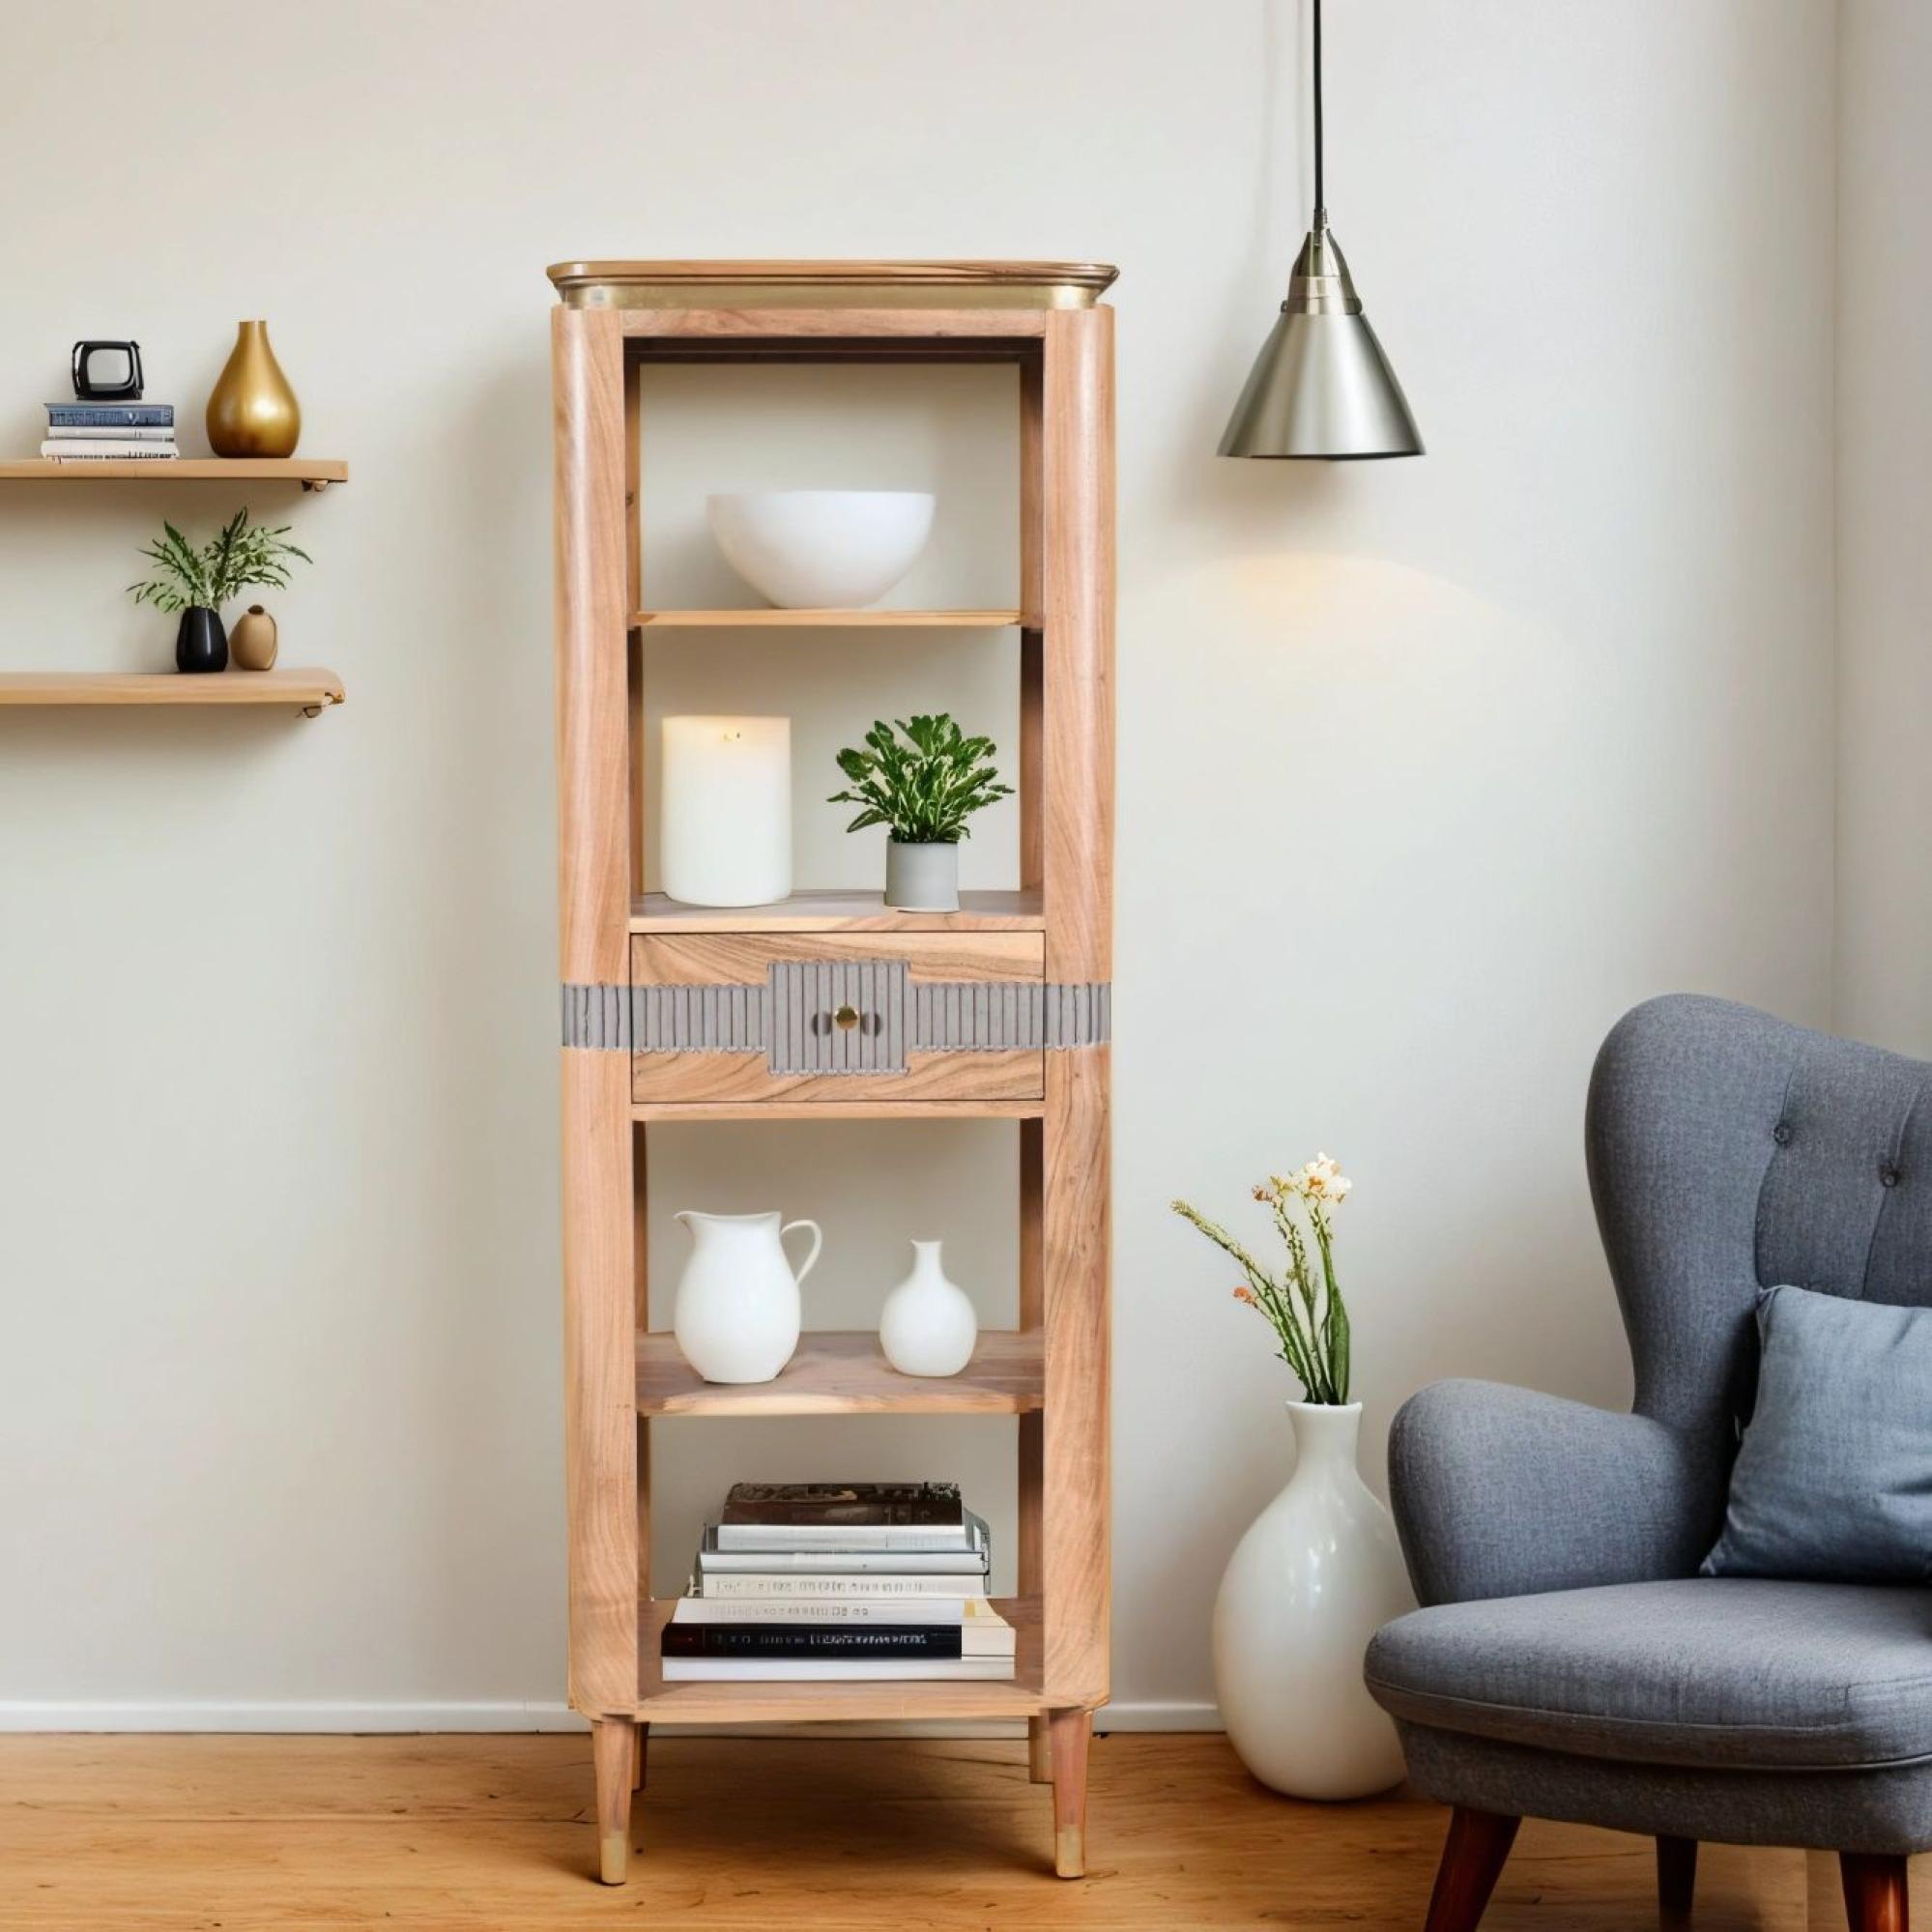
[1212,1400,1415,1799]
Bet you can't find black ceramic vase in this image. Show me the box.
[175,606,228,674]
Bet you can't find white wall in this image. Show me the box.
[0,0,1837,1730]
[1836,0,1932,1055]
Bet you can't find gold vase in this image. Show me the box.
[206,320,301,458]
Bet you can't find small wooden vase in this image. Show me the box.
[230,605,279,671]
[206,321,301,458]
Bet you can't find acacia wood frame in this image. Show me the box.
[552,283,1113,1887]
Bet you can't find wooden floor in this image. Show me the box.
[0,1731,1915,1929]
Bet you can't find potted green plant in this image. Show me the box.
[128,508,310,674]
[827,713,1014,911]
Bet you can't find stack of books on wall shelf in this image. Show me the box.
[40,401,178,460]
[666,1481,1013,1682]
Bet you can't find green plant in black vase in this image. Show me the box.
[128,508,310,674]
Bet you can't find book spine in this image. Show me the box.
[660,1658,1011,1681]
[711,1525,973,1552]
[697,1573,987,1600]
[675,1598,975,1625]
[660,1625,962,1659]
[45,405,175,427]
[43,424,177,442]
[698,1554,987,1576]
[39,442,179,460]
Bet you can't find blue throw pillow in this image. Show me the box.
[1702,1283,1932,1582]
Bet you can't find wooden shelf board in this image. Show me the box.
[0,459,348,485]
[631,888,1043,934]
[637,1595,1044,1722]
[632,1098,1045,1123]
[635,608,1020,628]
[638,1329,1042,1418]
[0,668,344,709]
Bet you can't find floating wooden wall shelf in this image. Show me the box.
[0,458,348,490]
[549,258,1115,1888]
[0,669,343,713]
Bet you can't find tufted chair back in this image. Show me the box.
[1586,995,1932,1475]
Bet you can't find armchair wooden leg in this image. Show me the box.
[591,1717,633,1885]
[630,1720,648,1791]
[1840,1853,1910,1932]
[1027,1715,1053,1784]
[1657,1834,1697,1926]
[1423,1807,1520,1932]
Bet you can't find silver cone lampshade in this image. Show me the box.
[1219,0,1422,460]
[1219,218,1422,459]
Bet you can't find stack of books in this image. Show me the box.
[41,401,178,462]
[665,1481,1013,1682]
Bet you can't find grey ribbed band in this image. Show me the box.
[561,971,1110,1061]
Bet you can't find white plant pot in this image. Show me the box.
[706,490,936,609]
[1212,1401,1414,1799]
[884,840,959,911]
[879,1239,978,1377]
[671,1210,822,1384]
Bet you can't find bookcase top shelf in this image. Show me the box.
[0,459,347,487]
[638,1329,1043,1418]
[549,258,1117,311]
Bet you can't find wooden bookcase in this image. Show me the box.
[547,260,1114,1886]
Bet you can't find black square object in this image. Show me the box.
[72,340,144,400]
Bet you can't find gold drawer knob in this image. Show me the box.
[833,1004,861,1032]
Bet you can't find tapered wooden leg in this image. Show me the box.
[631,1721,647,1791]
[591,1717,633,1885]
[1049,1709,1091,1878]
[1658,1834,1697,1927]
[1027,1716,1053,1784]
[1840,1853,1910,1932]
[1423,1807,1520,1932]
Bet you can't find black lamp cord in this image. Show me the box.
[1312,0,1325,225]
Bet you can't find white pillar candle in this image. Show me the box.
[660,715,793,908]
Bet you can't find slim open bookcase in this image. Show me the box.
[547,259,1114,1885]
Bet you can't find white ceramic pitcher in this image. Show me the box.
[672,1210,822,1384]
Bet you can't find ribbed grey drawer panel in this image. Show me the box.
[561,982,633,1051]
[1043,981,1110,1049]
[565,975,1110,1055]
[908,981,1044,1052]
[767,959,908,1075]
[634,982,767,1054]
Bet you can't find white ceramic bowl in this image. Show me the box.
[706,490,936,609]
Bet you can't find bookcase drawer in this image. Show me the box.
[630,932,1046,1105]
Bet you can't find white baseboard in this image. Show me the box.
[0,1697,1223,1736]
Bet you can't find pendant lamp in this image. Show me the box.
[1220,0,1422,459]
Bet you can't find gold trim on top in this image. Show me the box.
[546,259,1119,311]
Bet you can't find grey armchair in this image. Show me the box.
[1366,995,1932,1932]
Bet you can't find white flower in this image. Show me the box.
[1289,1153,1351,1204]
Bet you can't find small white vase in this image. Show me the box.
[671,1210,822,1384]
[878,1239,977,1376]
[1212,1401,1415,1799]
